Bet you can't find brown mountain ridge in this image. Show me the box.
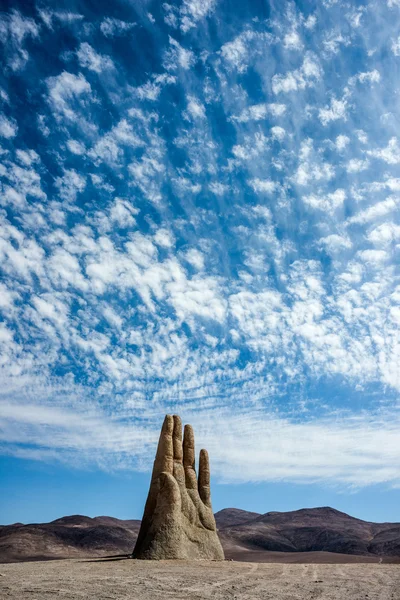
[1,507,399,563]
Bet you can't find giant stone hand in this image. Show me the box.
[132,415,224,560]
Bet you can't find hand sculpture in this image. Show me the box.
[132,414,224,560]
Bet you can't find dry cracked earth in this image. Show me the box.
[1,558,400,600]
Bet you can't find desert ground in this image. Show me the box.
[1,557,399,600]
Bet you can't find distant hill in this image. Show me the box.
[0,515,141,563]
[215,507,400,560]
[214,508,261,528]
[1,507,399,563]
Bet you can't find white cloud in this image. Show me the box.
[0,282,19,309]
[38,10,83,27]
[368,222,400,246]
[304,15,317,29]
[100,18,135,37]
[348,196,399,224]
[303,189,346,214]
[283,30,303,50]
[367,137,400,164]
[77,43,114,73]
[358,249,388,265]
[355,69,380,84]
[346,158,369,173]
[293,139,335,186]
[128,119,166,204]
[231,132,269,162]
[230,290,282,343]
[319,97,348,125]
[232,102,286,122]
[2,398,400,486]
[185,96,206,120]
[319,234,352,253]
[154,228,175,248]
[272,53,321,94]
[0,88,9,103]
[204,410,400,485]
[356,130,368,144]
[0,9,39,71]
[134,73,176,101]
[347,7,365,28]
[184,248,205,270]
[109,198,139,228]
[55,169,86,203]
[37,114,50,137]
[220,33,251,73]
[220,30,272,73]
[335,134,350,150]
[209,182,228,196]
[163,0,216,33]
[179,0,217,33]
[248,178,277,194]
[16,149,39,166]
[172,176,201,195]
[163,37,195,71]
[66,139,85,155]
[0,113,17,138]
[392,36,400,56]
[47,248,88,291]
[270,126,285,141]
[46,71,92,122]
[1,159,45,202]
[322,32,350,55]
[89,119,143,166]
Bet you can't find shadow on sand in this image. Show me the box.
[80,554,132,563]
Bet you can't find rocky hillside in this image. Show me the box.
[216,507,400,559]
[0,515,141,563]
[1,507,399,563]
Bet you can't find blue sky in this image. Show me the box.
[0,0,400,525]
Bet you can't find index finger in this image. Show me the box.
[152,414,174,479]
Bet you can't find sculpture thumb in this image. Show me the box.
[154,471,181,518]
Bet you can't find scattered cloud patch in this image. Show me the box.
[163,37,195,70]
[319,97,348,125]
[76,43,114,73]
[303,189,346,214]
[232,103,286,122]
[46,71,92,122]
[367,137,400,164]
[392,36,400,55]
[164,0,217,33]
[0,9,39,71]
[346,158,369,173]
[272,53,321,94]
[248,178,277,194]
[100,18,135,37]
[335,134,349,150]
[0,113,17,138]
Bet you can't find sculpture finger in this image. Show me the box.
[172,414,186,488]
[152,414,174,480]
[154,471,181,517]
[172,415,183,463]
[198,449,211,507]
[183,424,197,489]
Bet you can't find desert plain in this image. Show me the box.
[1,557,400,600]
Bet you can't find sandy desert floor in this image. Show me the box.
[1,557,400,600]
